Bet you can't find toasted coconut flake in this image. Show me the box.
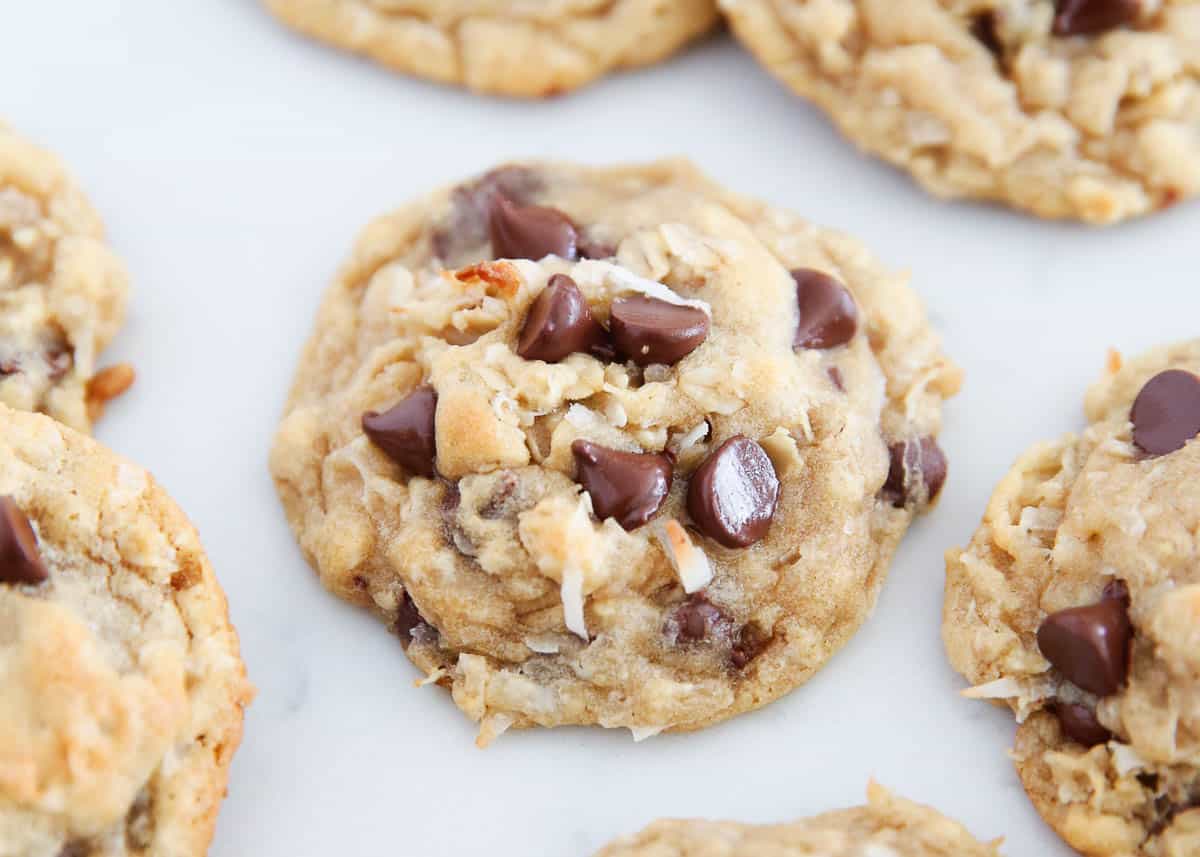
[574,260,712,315]
[453,260,521,298]
[961,677,1023,700]
[476,713,515,749]
[655,519,712,594]
[414,668,447,688]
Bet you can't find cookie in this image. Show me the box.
[721,1,1200,224]
[262,0,719,97]
[0,124,133,431]
[0,405,252,856]
[944,341,1200,855]
[593,783,1000,856]
[271,159,960,744]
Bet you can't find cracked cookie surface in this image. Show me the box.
[0,124,131,431]
[721,0,1200,224]
[593,783,1001,856]
[944,340,1200,856]
[262,0,719,97]
[270,159,960,743]
[0,406,252,857]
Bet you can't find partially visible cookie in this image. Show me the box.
[271,159,960,744]
[945,341,1200,855]
[0,405,252,856]
[721,1,1200,224]
[262,0,719,97]
[594,782,1001,856]
[0,124,132,431]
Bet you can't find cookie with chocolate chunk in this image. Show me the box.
[0,405,251,856]
[0,124,132,430]
[271,159,960,743]
[262,0,719,97]
[722,1,1200,223]
[945,341,1200,855]
[594,783,1000,856]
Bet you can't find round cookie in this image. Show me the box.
[944,341,1200,855]
[0,124,132,431]
[0,405,252,856]
[721,0,1200,224]
[594,783,1001,856]
[262,0,719,98]
[271,159,960,744]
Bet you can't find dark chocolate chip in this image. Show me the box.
[732,621,772,669]
[395,592,427,649]
[883,437,948,508]
[669,593,730,643]
[792,269,859,350]
[1053,0,1140,36]
[517,274,608,363]
[577,236,617,260]
[971,11,1003,56]
[687,436,780,548]
[362,386,438,478]
[1037,597,1132,696]
[432,167,541,261]
[489,196,578,261]
[1131,370,1200,457]
[0,496,47,585]
[609,296,709,366]
[572,440,673,531]
[1054,702,1113,747]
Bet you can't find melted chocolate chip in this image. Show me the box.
[1054,702,1113,747]
[0,496,47,585]
[971,11,1003,56]
[517,274,608,363]
[883,437,948,508]
[1053,0,1140,36]
[609,296,709,366]
[362,386,438,478]
[432,167,541,260]
[1037,597,1132,696]
[489,196,578,261]
[669,593,730,643]
[732,621,772,669]
[792,269,859,350]
[1131,370,1200,457]
[572,440,673,531]
[687,436,780,548]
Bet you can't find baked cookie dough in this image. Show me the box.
[0,405,252,856]
[0,124,132,431]
[271,159,960,744]
[262,0,719,97]
[593,783,1001,856]
[945,341,1200,856]
[721,0,1200,224]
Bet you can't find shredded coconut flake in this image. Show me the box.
[629,725,666,742]
[524,635,562,654]
[561,565,588,640]
[573,260,712,315]
[564,404,601,428]
[476,713,515,749]
[1111,743,1148,775]
[961,677,1023,700]
[655,519,712,593]
[673,420,710,453]
[414,668,447,688]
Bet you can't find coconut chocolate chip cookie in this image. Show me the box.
[721,0,1200,224]
[0,124,133,431]
[945,341,1200,856]
[262,0,719,98]
[593,783,1001,856]
[271,159,960,744]
[0,406,252,856]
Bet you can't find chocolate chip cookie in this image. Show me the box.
[262,0,719,97]
[0,124,133,431]
[721,1,1200,224]
[945,341,1200,855]
[593,783,1000,856]
[0,405,252,856]
[271,159,960,744]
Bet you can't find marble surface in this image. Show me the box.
[5,2,1199,855]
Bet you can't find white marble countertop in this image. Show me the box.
[6,2,1198,855]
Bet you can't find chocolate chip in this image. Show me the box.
[572,440,673,531]
[362,387,438,478]
[687,436,780,548]
[432,167,541,260]
[1037,597,1132,696]
[1054,702,1112,747]
[792,269,859,350]
[1053,0,1139,36]
[732,621,772,669]
[883,437,948,508]
[577,236,616,260]
[669,593,730,643]
[610,296,709,367]
[1131,370,1200,457]
[971,11,1003,56]
[395,592,427,649]
[1103,578,1131,607]
[0,497,47,585]
[489,196,578,261]
[517,274,608,363]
